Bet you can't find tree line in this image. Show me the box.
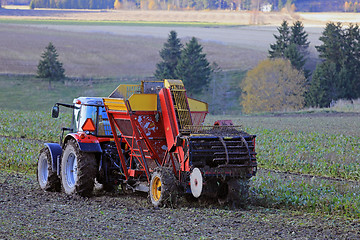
[28,0,356,12]
[241,21,360,113]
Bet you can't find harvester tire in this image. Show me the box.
[37,147,61,192]
[61,139,97,197]
[149,168,177,207]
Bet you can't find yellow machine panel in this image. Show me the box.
[108,84,141,99]
[188,98,208,112]
[128,94,158,111]
[103,98,127,111]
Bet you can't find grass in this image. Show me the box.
[0,75,138,111]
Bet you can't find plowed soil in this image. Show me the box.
[1,171,359,239]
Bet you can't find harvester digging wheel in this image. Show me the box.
[37,147,61,192]
[61,139,97,197]
[149,168,177,207]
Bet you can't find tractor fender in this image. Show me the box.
[44,143,62,173]
[63,133,103,153]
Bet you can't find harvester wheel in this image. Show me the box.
[149,168,177,207]
[61,139,97,197]
[37,147,61,192]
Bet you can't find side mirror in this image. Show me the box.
[52,105,59,118]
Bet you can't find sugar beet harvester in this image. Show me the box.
[37,80,257,207]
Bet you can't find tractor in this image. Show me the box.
[37,79,257,207]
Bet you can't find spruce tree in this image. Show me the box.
[306,22,360,107]
[290,21,310,51]
[269,20,309,77]
[154,30,182,80]
[175,37,211,96]
[37,42,65,89]
[269,20,291,59]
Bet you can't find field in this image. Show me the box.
[1,7,360,238]
[1,106,360,219]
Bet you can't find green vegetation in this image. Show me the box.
[155,32,212,95]
[0,75,132,111]
[268,20,309,76]
[155,31,183,81]
[251,171,360,218]
[307,23,360,107]
[205,114,360,218]
[1,107,359,218]
[0,109,71,172]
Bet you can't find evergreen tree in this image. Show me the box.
[175,37,211,95]
[269,20,291,59]
[154,30,183,80]
[305,61,339,107]
[290,20,309,52]
[307,22,360,107]
[269,20,310,77]
[316,22,344,67]
[284,43,306,71]
[37,42,65,89]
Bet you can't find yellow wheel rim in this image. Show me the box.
[151,176,161,201]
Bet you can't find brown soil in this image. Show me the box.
[1,170,359,239]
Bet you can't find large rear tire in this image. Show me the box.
[149,168,177,207]
[37,147,61,192]
[61,139,97,197]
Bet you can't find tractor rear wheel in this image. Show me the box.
[149,168,177,207]
[61,139,97,196]
[37,147,61,192]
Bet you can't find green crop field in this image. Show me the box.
[1,107,359,218]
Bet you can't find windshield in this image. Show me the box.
[72,105,112,137]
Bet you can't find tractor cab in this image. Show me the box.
[52,97,112,138]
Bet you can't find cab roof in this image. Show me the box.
[73,97,104,106]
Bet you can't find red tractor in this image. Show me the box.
[37,80,257,207]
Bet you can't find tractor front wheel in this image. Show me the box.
[37,147,61,192]
[149,168,177,207]
[61,139,97,196]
